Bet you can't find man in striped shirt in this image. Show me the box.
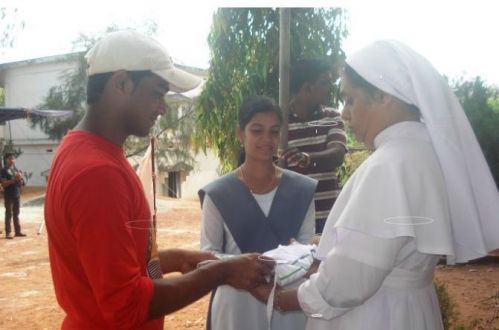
[283,59,347,234]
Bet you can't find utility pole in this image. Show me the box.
[278,8,291,157]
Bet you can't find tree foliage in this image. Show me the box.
[452,77,499,187]
[337,149,370,188]
[194,8,348,172]
[0,6,24,49]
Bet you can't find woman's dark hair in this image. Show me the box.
[86,70,154,105]
[238,95,282,129]
[237,95,282,166]
[342,64,381,98]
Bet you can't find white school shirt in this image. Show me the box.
[298,122,448,330]
[201,186,315,330]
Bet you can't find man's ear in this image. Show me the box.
[110,70,134,96]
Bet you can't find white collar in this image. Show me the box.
[373,121,427,149]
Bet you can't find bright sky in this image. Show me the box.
[1,0,498,86]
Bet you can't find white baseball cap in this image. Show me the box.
[85,30,201,93]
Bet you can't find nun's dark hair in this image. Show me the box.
[343,64,420,115]
[342,64,381,98]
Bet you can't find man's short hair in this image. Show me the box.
[3,153,15,163]
[290,59,331,95]
[86,70,154,105]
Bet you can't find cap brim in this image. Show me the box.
[155,67,202,93]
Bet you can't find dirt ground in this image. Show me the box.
[0,188,498,329]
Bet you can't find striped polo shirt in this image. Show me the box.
[287,107,347,232]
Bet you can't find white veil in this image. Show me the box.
[346,40,499,263]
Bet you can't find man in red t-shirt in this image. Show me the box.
[45,30,274,329]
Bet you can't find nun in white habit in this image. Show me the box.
[250,40,499,330]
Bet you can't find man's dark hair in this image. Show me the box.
[86,70,154,105]
[3,152,15,167]
[290,59,331,95]
[3,152,15,161]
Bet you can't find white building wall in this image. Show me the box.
[181,149,220,199]
[2,58,78,186]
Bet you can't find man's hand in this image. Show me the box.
[249,282,274,303]
[281,147,310,168]
[14,171,23,183]
[178,250,217,273]
[221,253,275,290]
[148,254,274,319]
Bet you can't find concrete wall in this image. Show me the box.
[181,149,220,199]
[154,148,220,200]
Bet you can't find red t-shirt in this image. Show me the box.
[45,130,163,329]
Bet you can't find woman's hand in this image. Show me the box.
[220,254,275,290]
[305,259,321,278]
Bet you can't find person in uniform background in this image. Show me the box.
[1,153,26,239]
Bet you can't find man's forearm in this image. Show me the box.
[0,178,16,188]
[147,261,226,319]
[158,248,217,274]
[158,249,185,273]
[148,253,273,320]
[309,145,346,169]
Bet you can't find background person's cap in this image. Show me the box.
[85,30,201,93]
